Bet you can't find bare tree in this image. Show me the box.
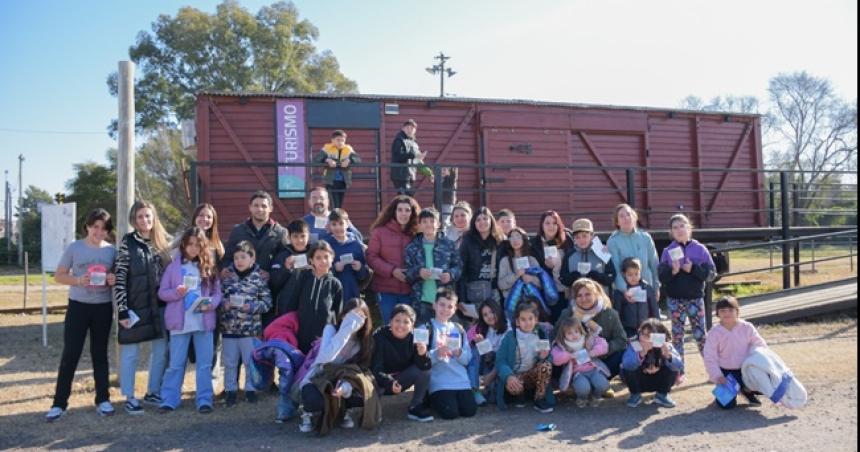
[765,71,857,224]
[679,95,761,114]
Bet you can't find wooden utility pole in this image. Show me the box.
[117,61,135,234]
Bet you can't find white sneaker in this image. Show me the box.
[340,411,355,429]
[96,401,115,416]
[45,406,65,422]
[299,411,314,433]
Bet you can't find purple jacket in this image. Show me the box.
[658,239,715,299]
[158,258,222,332]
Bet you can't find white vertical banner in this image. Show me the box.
[39,203,76,347]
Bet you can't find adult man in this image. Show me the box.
[220,190,288,275]
[390,119,428,197]
[302,187,363,244]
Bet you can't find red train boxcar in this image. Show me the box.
[194,93,765,237]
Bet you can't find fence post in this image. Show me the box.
[769,245,773,272]
[23,251,29,309]
[811,239,816,272]
[704,280,713,331]
[850,236,854,272]
[768,182,776,227]
[793,241,801,286]
[780,172,790,289]
[433,165,443,212]
[626,168,636,208]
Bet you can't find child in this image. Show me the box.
[495,302,555,413]
[436,167,458,228]
[658,214,715,381]
[551,317,610,407]
[158,227,222,413]
[325,209,369,303]
[613,258,659,339]
[253,311,305,422]
[298,298,380,435]
[371,304,434,422]
[703,296,766,409]
[270,219,310,302]
[280,241,344,354]
[559,218,616,296]
[426,288,478,420]
[466,300,510,407]
[219,240,272,406]
[621,318,683,408]
[314,130,360,209]
[496,227,541,300]
[404,207,462,324]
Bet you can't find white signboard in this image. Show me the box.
[40,203,76,272]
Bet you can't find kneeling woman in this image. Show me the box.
[298,298,380,435]
[371,304,434,422]
[621,318,683,408]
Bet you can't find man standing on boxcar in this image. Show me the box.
[390,119,428,197]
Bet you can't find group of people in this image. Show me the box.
[45,148,776,436]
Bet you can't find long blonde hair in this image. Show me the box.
[129,200,170,262]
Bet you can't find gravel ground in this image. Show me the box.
[0,313,856,451]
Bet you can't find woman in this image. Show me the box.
[607,204,660,304]
[45,209,118,421]
[443,201,472,249]
[115,200,171,414]
[529,210,574,323]
[366,195,420,324]
[558,278,627,383]
[458,207,504,320]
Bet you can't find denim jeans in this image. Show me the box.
[572,368,610,398]
[378,292,412,325]
[222,337,255,392]
[120,337,168,399]
[160,330,214,409]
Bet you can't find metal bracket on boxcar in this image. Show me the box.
[509,143,533,154]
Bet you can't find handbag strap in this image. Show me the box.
[490,247,497,280]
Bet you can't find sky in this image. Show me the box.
[0,0,857,216]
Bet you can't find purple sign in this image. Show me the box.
[276,99,306,198]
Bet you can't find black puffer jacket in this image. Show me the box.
[220,218,288,272]
[458,232,501,303]
[114,232,165,344]
[390,130,421,183]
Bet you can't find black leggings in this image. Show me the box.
[52,300,113,409]
[429,389,477,420]
[301,384,364,414]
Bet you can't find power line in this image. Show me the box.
[0,127,105,135]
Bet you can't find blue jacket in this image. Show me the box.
[302,213,363,245]
[607,229,660,292]
[494,326,556,409]
[324,235,369,302]
[621,342,684,374]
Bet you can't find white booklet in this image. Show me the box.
[591,236,612,264]
[189,296,212,313]
[127,309,140,327]
[460,303,479,319]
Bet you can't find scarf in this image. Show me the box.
[573,296,605,323]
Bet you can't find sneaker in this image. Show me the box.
[198,405,213,414]
[157,405,174,414]
[340,411,355,429]
[654,393,676,408]
[142,393,163,406]
[590,397,602,408]
[743,392,762,407]
[511,394,527,408]
[124,399,144,415]
[275,398,297,423]
[299,411,314,433]
[533,399,554,413]
[245,391,258,404]
[602,388,615,399]
[626,394,642,408]
[575,398,588,408]
[96,401,115,417]
[473,389,487,407]
[45,406,65,422]
[407,405,434,422]
[225,391,238,407]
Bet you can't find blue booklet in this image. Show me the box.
[712,373,741,405]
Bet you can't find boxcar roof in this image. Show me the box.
[197,90,761,119]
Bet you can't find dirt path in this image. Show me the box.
[0,314,856,451]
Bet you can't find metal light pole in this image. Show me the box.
[17,154,23,266]
[425,52,456,97]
